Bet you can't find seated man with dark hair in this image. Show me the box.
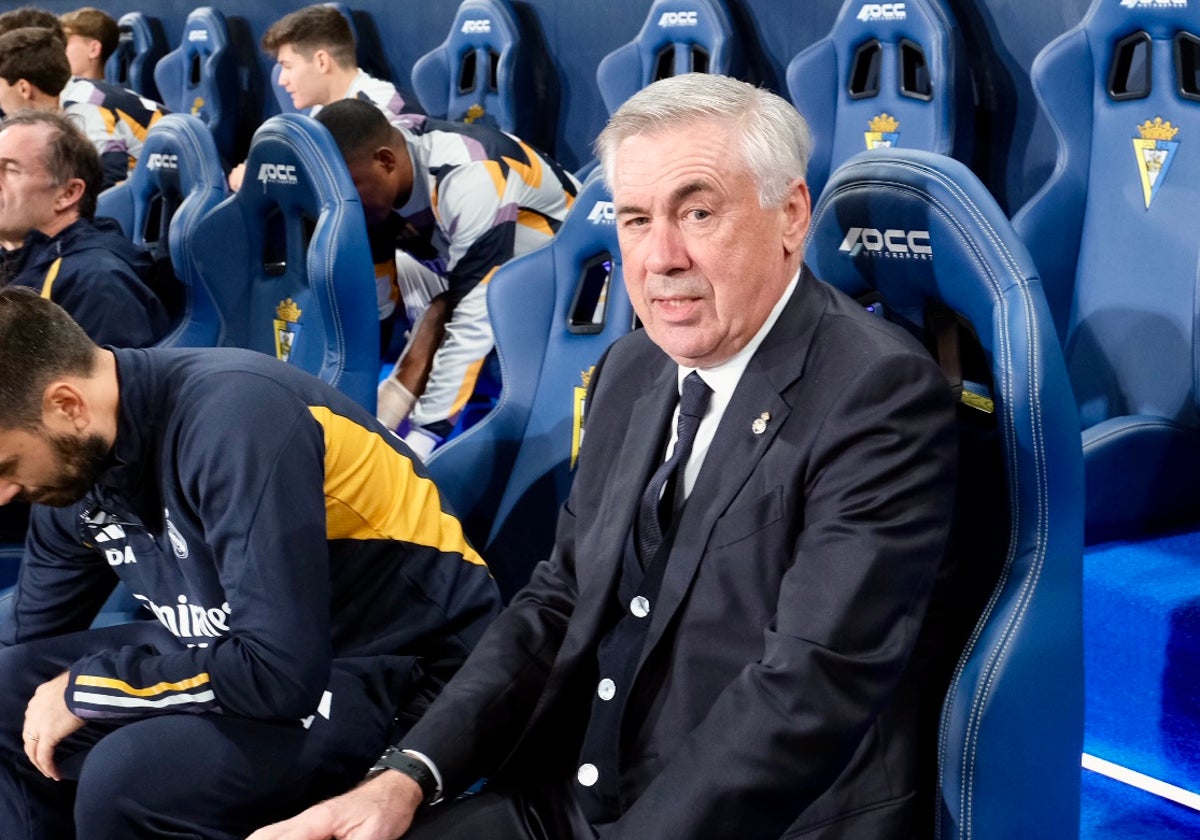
[228,3,423,191]
[0,26,168,188]
[59,7,119,81]
[315,99,580,457]
[0,6,62,39]
[0,288,503,840]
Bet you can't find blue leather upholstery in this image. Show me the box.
[153,7,243,163]
[270,3,362,115]
[183,114,379,411]
[786,0,973,200]
[1011,0,1200,543]
[426,174,633,599]
[411,0,538,140]
[595,0,746,116]
[96,113,229,348]
[104,12,168,102]
[807,149,1084,840]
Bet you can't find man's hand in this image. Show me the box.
[23,671,85,781]
[228,162,247,191]
[247,770,425,840]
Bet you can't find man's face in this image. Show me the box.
[64,34,100,78]
[345,151,403,226]
[611,120,811,368]
[275,44,328,110]
[0,123,63,244]
[0,78,27,118]
[0,424,109,508]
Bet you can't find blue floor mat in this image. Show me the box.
[1082,769,1200,839]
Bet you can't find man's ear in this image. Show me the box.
[43,381,90,433]
[374,146,397,174]
[54,178,87,214]
[14,79,35,104]
[86,39,103,61]
[781,178,812,256]
[314,48,332,74]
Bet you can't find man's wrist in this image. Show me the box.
[371,746,442,805]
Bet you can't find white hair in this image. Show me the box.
[593,73,812,207]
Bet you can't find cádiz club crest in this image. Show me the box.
[274,298,303,362]
[1133,117,1179,209]
[865,113,900,150]
[571,366,594,470]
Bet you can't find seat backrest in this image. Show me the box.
[786,0,973,199]
[1012,0,1200,542]
[807,149,1083,840]
[153,7,243,162]
[426,173,633,599]
[595,0,746,115]
[184,114,379,411]
[96,113,229,348]
[410,0,540,143]
[104,12,168,102]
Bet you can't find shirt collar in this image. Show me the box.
[676,268,801,398]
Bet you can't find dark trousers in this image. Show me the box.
[0,622,405,840]
[406,779,598,840]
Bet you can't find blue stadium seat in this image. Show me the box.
[153,7,243,163]
[96,113,229,348]
[1012,0,1200,543]
[183,114,379,411]
[786,0,974,199]
[104,12,168,102]
[807,149,1084,839]
[595,0,747,116]
[410,0,541,144]
[426,173,633,599]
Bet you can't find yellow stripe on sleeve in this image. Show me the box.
[75,672,211,697]
[308,406,486,567]
[40,258,62,299]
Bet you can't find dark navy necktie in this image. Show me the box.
[635,371,712,564]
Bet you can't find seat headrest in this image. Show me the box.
[787,0,972,198]
[120,113,227,210]
[411,0,535,138]
[808,148,1039,344]
[596,0,745,114]
[105,12,167,101]
[154,7,241,161]
[238,115,358,216]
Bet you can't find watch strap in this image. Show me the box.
[377,747,438,804]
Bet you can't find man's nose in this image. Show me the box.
[643,223,691,276]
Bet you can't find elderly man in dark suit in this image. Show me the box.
[251,72,958,840]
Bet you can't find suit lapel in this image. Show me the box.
[574,360,678,602]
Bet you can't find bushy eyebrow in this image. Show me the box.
[616,179,714,217]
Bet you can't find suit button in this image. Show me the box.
[577,763,599,787]
[597,678,616,701]
[630,595,650,618]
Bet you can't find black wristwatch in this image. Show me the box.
[376,747,439,805]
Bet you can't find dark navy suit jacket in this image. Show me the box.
[403,264,959,839]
